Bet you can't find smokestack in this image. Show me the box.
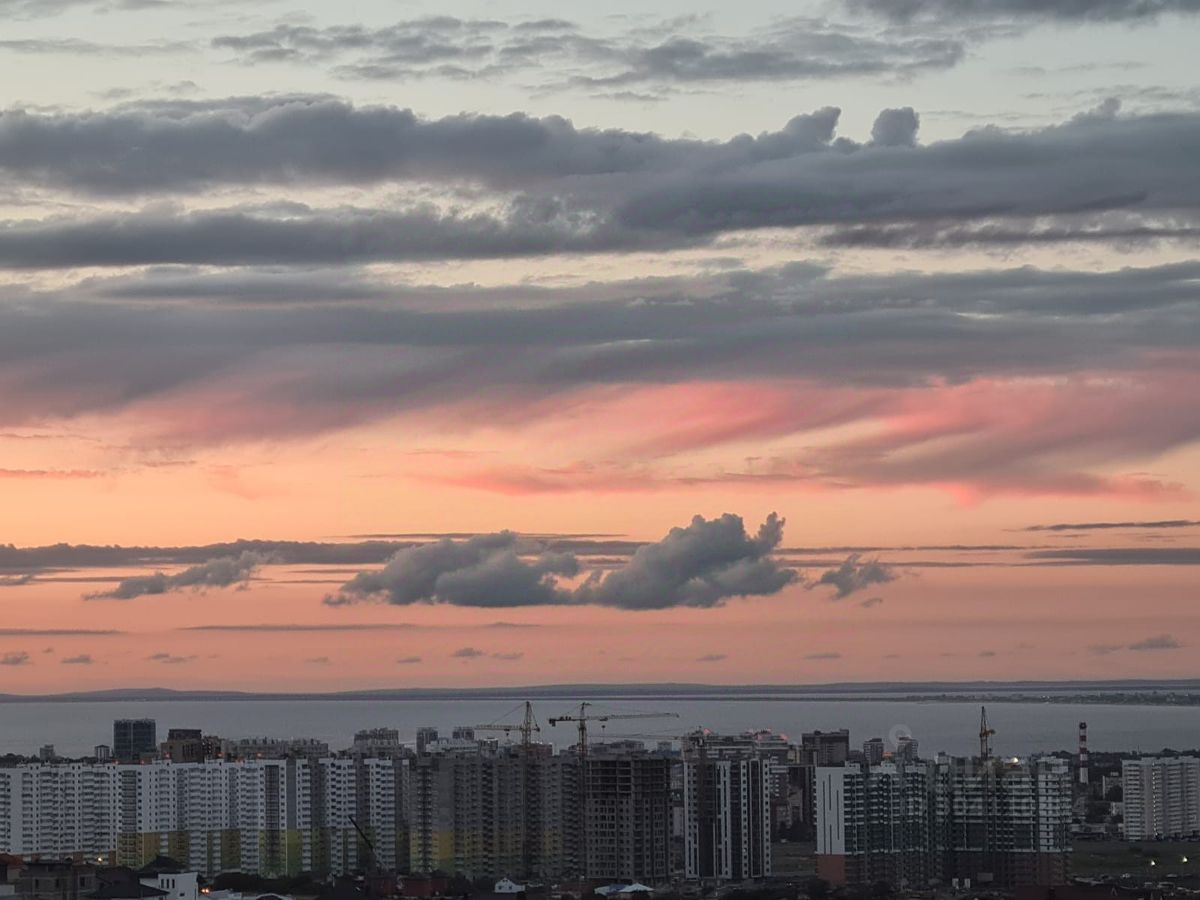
[1078,721,1088,786]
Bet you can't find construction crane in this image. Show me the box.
[979,705,996,761]
[548,702,679,764]
[473,700,541,748]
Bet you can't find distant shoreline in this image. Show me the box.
[3,680,1200,706]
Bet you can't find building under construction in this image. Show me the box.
[815,710,1072,890]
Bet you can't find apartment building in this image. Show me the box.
[682,751,771,882]
[1123,756,1200,840]
[816,756,1072,889]
[584,747,672,885]
[407,743,577,880]
[0,757,407,880]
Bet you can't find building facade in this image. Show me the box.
[113,721,157,765]
[1123,756,1200,840]
[816,756,1071,889]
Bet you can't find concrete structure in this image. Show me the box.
[351,728,402,756]
[862,739,885,766]
[816,756,1072,889]
[113,721,157,764]
[407,741,576,880]
[160,730,204,763]
[1122,756,1200,840]
[681,743,771,882]
[584,747,672,885]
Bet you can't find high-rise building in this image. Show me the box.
[415,728,439,755]
[1123,756,1200,840]
[352,728,403,756]
[816,756,1071,889]
[681,737,771,882]
[862,738,885,766]
[0,756,408,879]
[407,741,577,880]
[895,736,919,763]
[161,729,204,763]
[584,746,672,884]
[113,719,157,763]
[801,730,850,767]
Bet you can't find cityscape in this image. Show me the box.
[2,1,1199,900]
[3,705,1198,900]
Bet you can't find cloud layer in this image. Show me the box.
[86,551,267,600]
[327,513,798,610]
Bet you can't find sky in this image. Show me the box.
[0,0,1199,692]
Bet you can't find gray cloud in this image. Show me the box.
[870,107,920,146]
[492,651,524,661]
[810,554,898,599]
[573,513,797,610]
[1025,548,1200,564]
[0,258,1196,495]
[397,655,422,664]
[452,646,485,658]
[0,204,688,270]
[210,15,963,90]
[327,533,578,608]
[1092,634,1183,654]
[0,99,1194,253]
[147,652,196,664]
[697,653,727,662]
[0,573,36,586]
[328,513,796,610]
[0,651,31,666]
[805,651,842,660]
[1129,634,1183,651]
[1025,519,1200,531]
[0,102,1196,269]
[305,656,330,665]
[852,0,1200,22]
[860,596,885,608]
[86,550,267,599]
[61,654,94,665]
[0,628,122,635]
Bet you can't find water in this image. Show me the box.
[3,696,1199,757]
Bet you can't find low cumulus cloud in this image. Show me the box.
[327,513,797,610]
[809,553,897,599]
[452,647,485,658]
[61,654,94,665]
[1,651,31,665]
[860,596,885,609]
[805,651,842,660]
[86,550,268,599]
[697,653,728,662]
[397,655,422,664]
[0,573,35,586]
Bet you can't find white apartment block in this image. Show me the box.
[0,758,407,879]
[1123,756,1200,840]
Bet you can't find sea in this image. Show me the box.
[3,695,1199,758]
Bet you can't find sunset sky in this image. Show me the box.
[1,0,1199,692]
